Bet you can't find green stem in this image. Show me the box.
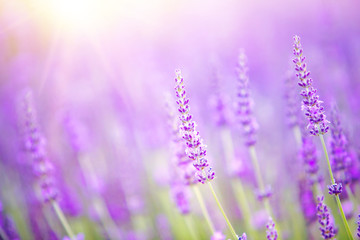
[345,184,358,213]
[208,182,238,240]
[319,135,354,240]
[184,215,198,240]
[192,185,215,234]
[52,201,76,240]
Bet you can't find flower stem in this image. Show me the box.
[192,185,215,234]
[207,182,238,240]
[184,215,198,240]
[319,135,354,240]
[51,201,76,240]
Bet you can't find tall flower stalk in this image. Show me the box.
[235,50,278,237]
[174,70,240,240]
[21,91,76,240]
[293,35,354,240]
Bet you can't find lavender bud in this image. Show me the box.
[327,182,343,196]
[266,217,278,240]
[238,233,247,240]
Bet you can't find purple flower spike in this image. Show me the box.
[266,217,278,240]
[170,182,190,215]
[329,106,353,185]
[328,182,342,196]
[293,35,329,136]
[236,49,258,146]
[174,70,215,184]
[316,196,337,239]
[238,233,247,240]
[20,90,58,203]
[300,136,322,185]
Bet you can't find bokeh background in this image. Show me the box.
[0,0,360,239]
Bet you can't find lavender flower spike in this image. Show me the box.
[316,196,337,239]
[293,35,329,136]
[174,70,215,184]
[236,49,258,146]
[357,215,360,238]
[266,217,278,240]
[238,233,247,240]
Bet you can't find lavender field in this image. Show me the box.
[0,0,360,239]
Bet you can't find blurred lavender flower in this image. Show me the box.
[329,106,353,185]
[174,70,215,184]
[298,179,317,224]
[209,70,231,127]
[300,136,322,186]
[63,233,84,240]
[235,49,258,146]
[238,233,247,240]
[20,90,57,203]
[266,217,278,240]
[211,231,225,240]
[0,201,20,240]
[284,70,300,128]
[293,35,329,136]
[357,214,360,238]
[170,182,190,215]
[255,186,272,201]
[156,215,173,240]
[316,196,337,239]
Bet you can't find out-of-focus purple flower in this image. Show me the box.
[170,182,190,215]
[284,70,300,128]
[255,185,272,201]
[316,196,337,239]
[266,217,278,240]
[63,114,90,154]
[211,231,225,240]
[329,106,353,185]
[235,49,258,146]
[300,136,322,186]
[0,201,20,240]
[293,35,329,136]
[357,214,360,238]
[238,233,247,240]
[20,90,57,203]
[298,179,317,224]
[62,233,84,240]
[156,215,173,240]
[328,183,342,196]
[209,71,231,127]
[174,70,215,184]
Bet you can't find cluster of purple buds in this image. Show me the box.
[238,233,247,240]
[174,70,215,184]
[327,183,342,196]
[165,94,197,185]
[329,106,353,185]
[256,185,272,201]
[292,35,329,136]
[316,196,337,239]
[21,91,57,203]
[235,49,258,146]
[266,217,278,240]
